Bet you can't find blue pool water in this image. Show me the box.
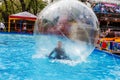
[0,33,120,80]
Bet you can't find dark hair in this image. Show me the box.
[81,0,87,2]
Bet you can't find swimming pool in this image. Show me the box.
[0,33,120,80]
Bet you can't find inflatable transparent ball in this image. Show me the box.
[34,0,99,61]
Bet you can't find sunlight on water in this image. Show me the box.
[0,34,120,80]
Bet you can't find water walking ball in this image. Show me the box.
[34,0,99,61]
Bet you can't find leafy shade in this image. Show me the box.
[0,0,47,22]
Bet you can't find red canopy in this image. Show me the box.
[9,11,37,21]
[8,11,37,32]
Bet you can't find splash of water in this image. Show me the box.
[32,35,94,65]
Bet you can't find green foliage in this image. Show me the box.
[0,0,47,22]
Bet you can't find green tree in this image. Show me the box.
[0,0,47,23]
